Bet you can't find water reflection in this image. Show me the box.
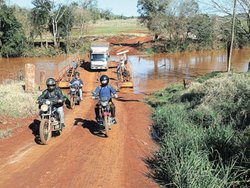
[129,49,250,94]
[0,56,67,83]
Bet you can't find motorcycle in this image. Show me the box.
[69,84,81,109]
[38,99,63,145]
[94,96,114,137]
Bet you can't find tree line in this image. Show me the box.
[137,0,250,52]
[0,0,133,57]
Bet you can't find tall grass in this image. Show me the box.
[0,81,40,117]
[147,72,250,187]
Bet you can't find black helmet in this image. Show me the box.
[100,75,109,86]
[46,78,56,91]
[75,72,80,78]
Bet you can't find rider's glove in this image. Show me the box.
[114,94,118,99]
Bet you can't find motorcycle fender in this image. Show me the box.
[102,112,111,116]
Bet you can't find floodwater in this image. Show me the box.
[0,49,250,94]
[0,55,73,84]
[128,48,250,94]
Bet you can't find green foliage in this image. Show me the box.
[31,0,51,39]
[0,4,28,57]
[137,0,170,35]
[147,72,250,186]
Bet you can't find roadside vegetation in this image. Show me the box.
[146,72,250,187]
[0,0,139,58]
[138,0,250,53]
[0,81,40,117]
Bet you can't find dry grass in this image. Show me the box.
[0,128,12,138]
[0,81,40,117]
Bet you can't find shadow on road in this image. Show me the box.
[29,119,41,144]
[116,96,141,103]
[74,118,107,138]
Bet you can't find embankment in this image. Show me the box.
[146,72,250,187]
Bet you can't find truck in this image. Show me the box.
[90,42,109,70]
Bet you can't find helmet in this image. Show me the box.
[46,78,56,91]
[75,72,80,78]
[100,75,109,86]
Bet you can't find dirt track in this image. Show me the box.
[0,61,158,187]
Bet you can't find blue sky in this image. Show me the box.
[7,0,139,17]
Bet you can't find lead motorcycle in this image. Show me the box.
[93,96,114,137]
[69,84,81,109]
[38,99,63,144]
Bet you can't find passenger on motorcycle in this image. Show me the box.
[37,78,65,128]
[92,75,118,124]
[69,72,83,100]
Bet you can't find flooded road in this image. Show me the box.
[129,48,250,94]
[0,55,76,84]
[1,48,250,93]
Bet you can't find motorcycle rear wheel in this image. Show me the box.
[70,96,75,109]
[104,116,109,137]
[39,118,51,145]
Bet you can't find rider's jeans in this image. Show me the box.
[56,106,64,124]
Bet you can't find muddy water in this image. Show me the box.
[1,49,250,93]
[0,55,69,84]
[128,48,250,94]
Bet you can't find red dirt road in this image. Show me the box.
[0,62,158,187]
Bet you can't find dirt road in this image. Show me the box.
[0,62,158,187]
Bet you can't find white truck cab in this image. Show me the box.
[90,43,109,70]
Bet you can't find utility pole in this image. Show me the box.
[227,0,237,72]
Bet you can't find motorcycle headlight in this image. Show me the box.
[41,104,49,112]
[71,88,76,92]
[45,100,51,105]
[101,101,108,107]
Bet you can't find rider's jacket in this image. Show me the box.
[93,84,116,99]
[38,87,64,108]
[69,78,83,87]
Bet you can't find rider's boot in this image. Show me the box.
[61,123,65,130]
[112,117,117,124]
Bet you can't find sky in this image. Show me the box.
[7,0,139,17]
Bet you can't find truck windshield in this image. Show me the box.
[91,54,106,61]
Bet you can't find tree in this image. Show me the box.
[51,4,75,52]
[209,0,250,42]
[137,0,171,38]
[0,3,27,57]
[31,0,74,48]
[31,0,52,47]
[188,14,214,50]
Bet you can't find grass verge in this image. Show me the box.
[146,72,250,187]
[0,81,40,118]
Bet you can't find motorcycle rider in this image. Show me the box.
[37,78,65,129]
[92,75,118,124]
[69,72,83,100]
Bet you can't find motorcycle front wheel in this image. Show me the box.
[39,117,52,145]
